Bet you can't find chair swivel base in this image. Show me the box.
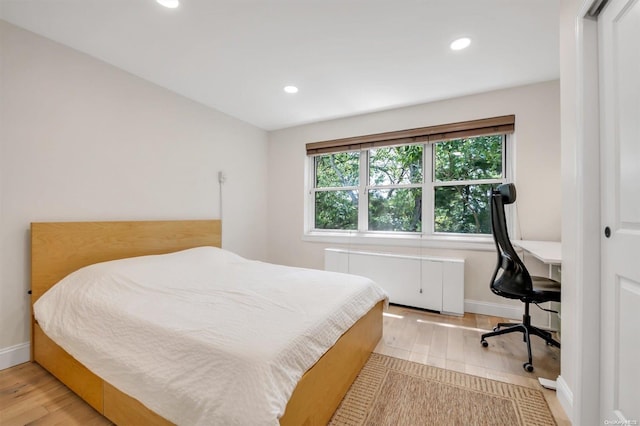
[480,309,560,372]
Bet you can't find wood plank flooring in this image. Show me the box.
[0,306,568,425]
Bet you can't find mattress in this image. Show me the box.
[34,246,387,425]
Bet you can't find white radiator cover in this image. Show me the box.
[325,248,464,315]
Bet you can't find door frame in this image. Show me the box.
[558,0,602,423]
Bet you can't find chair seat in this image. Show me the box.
[527,276,561,303]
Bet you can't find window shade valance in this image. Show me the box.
[305,115,515,155]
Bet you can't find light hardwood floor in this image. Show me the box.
[0,306,568,425]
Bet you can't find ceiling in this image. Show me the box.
[0,0,560,131]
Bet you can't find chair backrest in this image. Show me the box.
[489,183,533,299]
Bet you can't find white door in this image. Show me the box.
[599,0,640,422]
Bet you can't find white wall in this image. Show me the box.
[0,21,268,363]
[267,80,561,318]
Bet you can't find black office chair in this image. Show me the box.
[480,183,561,372]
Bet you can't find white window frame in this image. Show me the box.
[304,134,514,250]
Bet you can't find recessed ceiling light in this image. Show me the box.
[284,86,299,94]
[157,0,179,9]
[450,37,471,51]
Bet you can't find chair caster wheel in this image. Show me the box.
[523,363,534,372]
[481,339,488,347]
[493,326,500,332]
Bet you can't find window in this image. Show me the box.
[368,145,423,232]
[433,135,504,234]
[307,116,513,238]
[314,152,359,230]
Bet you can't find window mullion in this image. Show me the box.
[503,134,514,236]
[503,134,508,181]
[313,186,360,192]
[424,143,434,235]
[358,150,368,232]
[433,178,504,187]
[368,183,422,190]
[307,157,314,233]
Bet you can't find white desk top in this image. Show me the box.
[513,240,562,265]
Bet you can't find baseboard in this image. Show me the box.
[555,375,573,423]
[464,299,522,320]
[0,342,30,371]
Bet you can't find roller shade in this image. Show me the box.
[306,115,515,155]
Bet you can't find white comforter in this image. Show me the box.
[34,247,387,425]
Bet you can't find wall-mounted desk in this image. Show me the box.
[513,240,561,280]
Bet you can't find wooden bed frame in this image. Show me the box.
[30,220,383,425]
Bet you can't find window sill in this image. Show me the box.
[302,231,496,251]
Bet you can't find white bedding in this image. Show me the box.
[34,247,387,425]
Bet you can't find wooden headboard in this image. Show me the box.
[30,220,222,303]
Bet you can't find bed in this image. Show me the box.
[30,220,385,425]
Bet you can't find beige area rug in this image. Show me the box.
[330,353,556,426]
